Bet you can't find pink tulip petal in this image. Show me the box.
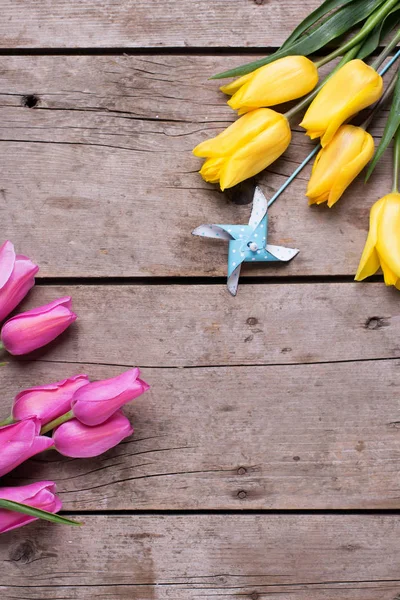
[72,368,149,426]
[0,420,54,477]
[0,256,39,322]
[53,411,133,458]
[0,481,61,534]
[0,241,16,289]
[13,374,89,424]
[1,297,77,355]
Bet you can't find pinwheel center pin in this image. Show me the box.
[248,242,258,252]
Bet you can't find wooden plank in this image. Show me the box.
[5,284,400,368]
[3,356,400,510]
[1,515,400,599]
[0,55,390,278]
[0,1,319,48]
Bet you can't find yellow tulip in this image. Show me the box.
[193,108,291,190]
[300,59,383,147]
[220,56,318,114]
[306,125,374,207]
[355,193,400,288]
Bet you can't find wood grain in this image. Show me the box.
[0,55,391,278]
[5,283,400,368]
[1,515,400,599]
[2,356,400,510]
[0,0,320,48]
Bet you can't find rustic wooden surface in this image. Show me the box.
[2,516,400,599]
[0,55,390,277]
[0,1,319,48]
[0,1,399,598]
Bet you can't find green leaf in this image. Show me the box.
[0,499,82,526]
[357,10,400,59]
[366,69,400,181]
[282,0,359,48]
[212,0,387,79]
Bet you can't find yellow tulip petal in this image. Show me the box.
[355,197,385,281]
[237,106,255,115]
[199,157,225,183]
[193,109,281,158]
[220,72,253,96]
[380,258,398,286]
[219,115,291,190]
[321,77,382,146]
[300,60,382,145]
[375,193,400,278]
[327,130,374,207]
[310,192,329,205]
[228,56,318,111]
[306,126,366,204]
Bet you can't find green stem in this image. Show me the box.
[0,415,14,427]
[41,409,74,435]
[371,28,400,70]
[285,43,362,121]
[315,0,400,68]
[0,341,4,352]
[393,126,400,192]
[0,499,81,527]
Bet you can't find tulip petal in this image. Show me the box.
[53,411,133,458]
[219,115,291,190]
[355,197,385,281]
[228,56,318,111]
[13,374,89,424]
[327,131,374,207]
[193,109,280,158]
[306,126,374,207]
[199,157,225,183]
[0,481,62,534]
[300,60,383,146]
[220,72,253,95]
[375,193,400,279]
[0,241,16,289]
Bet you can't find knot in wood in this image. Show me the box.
[9,540,36,564]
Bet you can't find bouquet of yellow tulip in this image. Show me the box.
[193,0,400,290]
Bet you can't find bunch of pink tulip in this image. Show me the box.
[0,241,149,534]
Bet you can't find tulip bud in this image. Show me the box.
[306,125,374,207]
[12,374,89,425]
[0,481,61,534]
[355,193,400,288]
[53,411,133,458]
[193,108,291,190]
[0,241,38,323]
[1,296,77,355]
[0,419,54,477]
[221,56,318,114]
[300,59,383,147]
[71,367,149,426]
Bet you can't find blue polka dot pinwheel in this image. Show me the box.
[192,185,299,296]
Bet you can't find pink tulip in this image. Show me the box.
[0,240,38,323]
[0,419,54,477]
[53,411,133,458]
[71,368,149,426]
[1,296,77,355]
[0,481,62,534]
[12,374,89,425]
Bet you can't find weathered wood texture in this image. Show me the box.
[6,284,400,367]
[1,285,400,510]
[3,359,400,510]
[0,55,390,278]
[1,515,400,599]
[0,1,318,48]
